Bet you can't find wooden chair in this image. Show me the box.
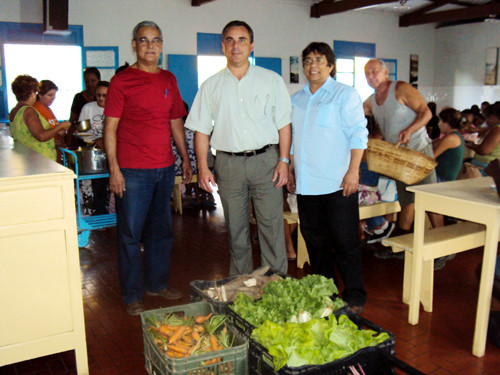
[284,200,402,269]
[172,174,198,215]
[382,221,488,312]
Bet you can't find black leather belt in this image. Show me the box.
[224,144,272,157]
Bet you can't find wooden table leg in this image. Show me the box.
[472,220,499,357]
[409,196,426,325]
[296,224,310,269]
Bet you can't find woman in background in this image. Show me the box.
[469,103,500,175]
[432,107,466,182]
[9,75,71,161]
[33,80,70,161]
[69,67,101,123]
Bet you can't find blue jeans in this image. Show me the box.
[115,166,175,304]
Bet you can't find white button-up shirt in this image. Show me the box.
[185,65,291,153]
[291,76,368,195]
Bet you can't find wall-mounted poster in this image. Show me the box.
[485,47,499,85]
[290,56,299,84]
[410,54,418,88]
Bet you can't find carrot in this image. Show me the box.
[209,334,219,351]
[192,330,201,341]
[168,344,188,354]
[175,340,192,349]
[194,313,213,324]
[166,350,177,358]
[203,358,218,365]
[181,334,193,343]
[169,325,187,344]
[159,325,173,337]
[195,325,205,333]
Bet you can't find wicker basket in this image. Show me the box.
[366,139,437,185]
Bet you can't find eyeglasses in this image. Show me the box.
[224,37,249,46]
[303,57,327,66]
[135,37,163,46]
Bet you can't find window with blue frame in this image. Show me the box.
[0,22,84,122]
[0,22,119,123]
[333,40,398,102]
[334,40,377,101]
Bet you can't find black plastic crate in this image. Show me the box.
[189,267,290,314]
[249,346,426,375]
[226,304,256,339]
[247,310,396,375]
[227,305,350,340]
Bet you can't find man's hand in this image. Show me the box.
[198,166,216,193]
[272,161,289,188]
[182,160,193,184]
[109,169,126,198]
[340,168,359,197]
[398,128,413,145]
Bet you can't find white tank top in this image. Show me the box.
[370,81,430,151]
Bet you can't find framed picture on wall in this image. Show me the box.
[290,56,299,84]
[410,54,418,88]
[485,47,499,85]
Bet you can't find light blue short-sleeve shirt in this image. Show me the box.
[185,65,292,152]
[291,76,368,195]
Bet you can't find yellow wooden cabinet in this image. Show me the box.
[0,142,88,374]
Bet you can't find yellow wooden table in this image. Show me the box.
[407,177,500,357]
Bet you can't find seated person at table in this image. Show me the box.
[9,75,71,161]
[468,103,500,176]
[432,107,466,182]
[359,115,396,248]
[78,80,110,215]
[359,162,396,248]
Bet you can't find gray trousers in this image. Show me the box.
[215,146,287,275]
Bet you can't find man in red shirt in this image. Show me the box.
[104,21,192,316]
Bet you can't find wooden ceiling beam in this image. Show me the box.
[405,0,452,17]
[311,0,394,18]
[191,0,217,6]
[400,2,500,27]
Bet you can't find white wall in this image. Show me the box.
[1,0,497,108]
[433,22,500,111]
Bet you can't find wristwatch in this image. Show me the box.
[278,157,290,165]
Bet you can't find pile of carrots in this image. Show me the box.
[147,311,235,372]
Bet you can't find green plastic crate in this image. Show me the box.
[141,301,248,375]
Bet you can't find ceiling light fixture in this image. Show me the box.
[484,14,500,24]
[394,0,411,11]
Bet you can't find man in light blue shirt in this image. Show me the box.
[288,42,368,314]
[186,20,292,275]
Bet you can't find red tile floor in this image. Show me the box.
[2,196,500,374]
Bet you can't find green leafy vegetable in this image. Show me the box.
[251,315,391,371]
[231,274,344,327]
